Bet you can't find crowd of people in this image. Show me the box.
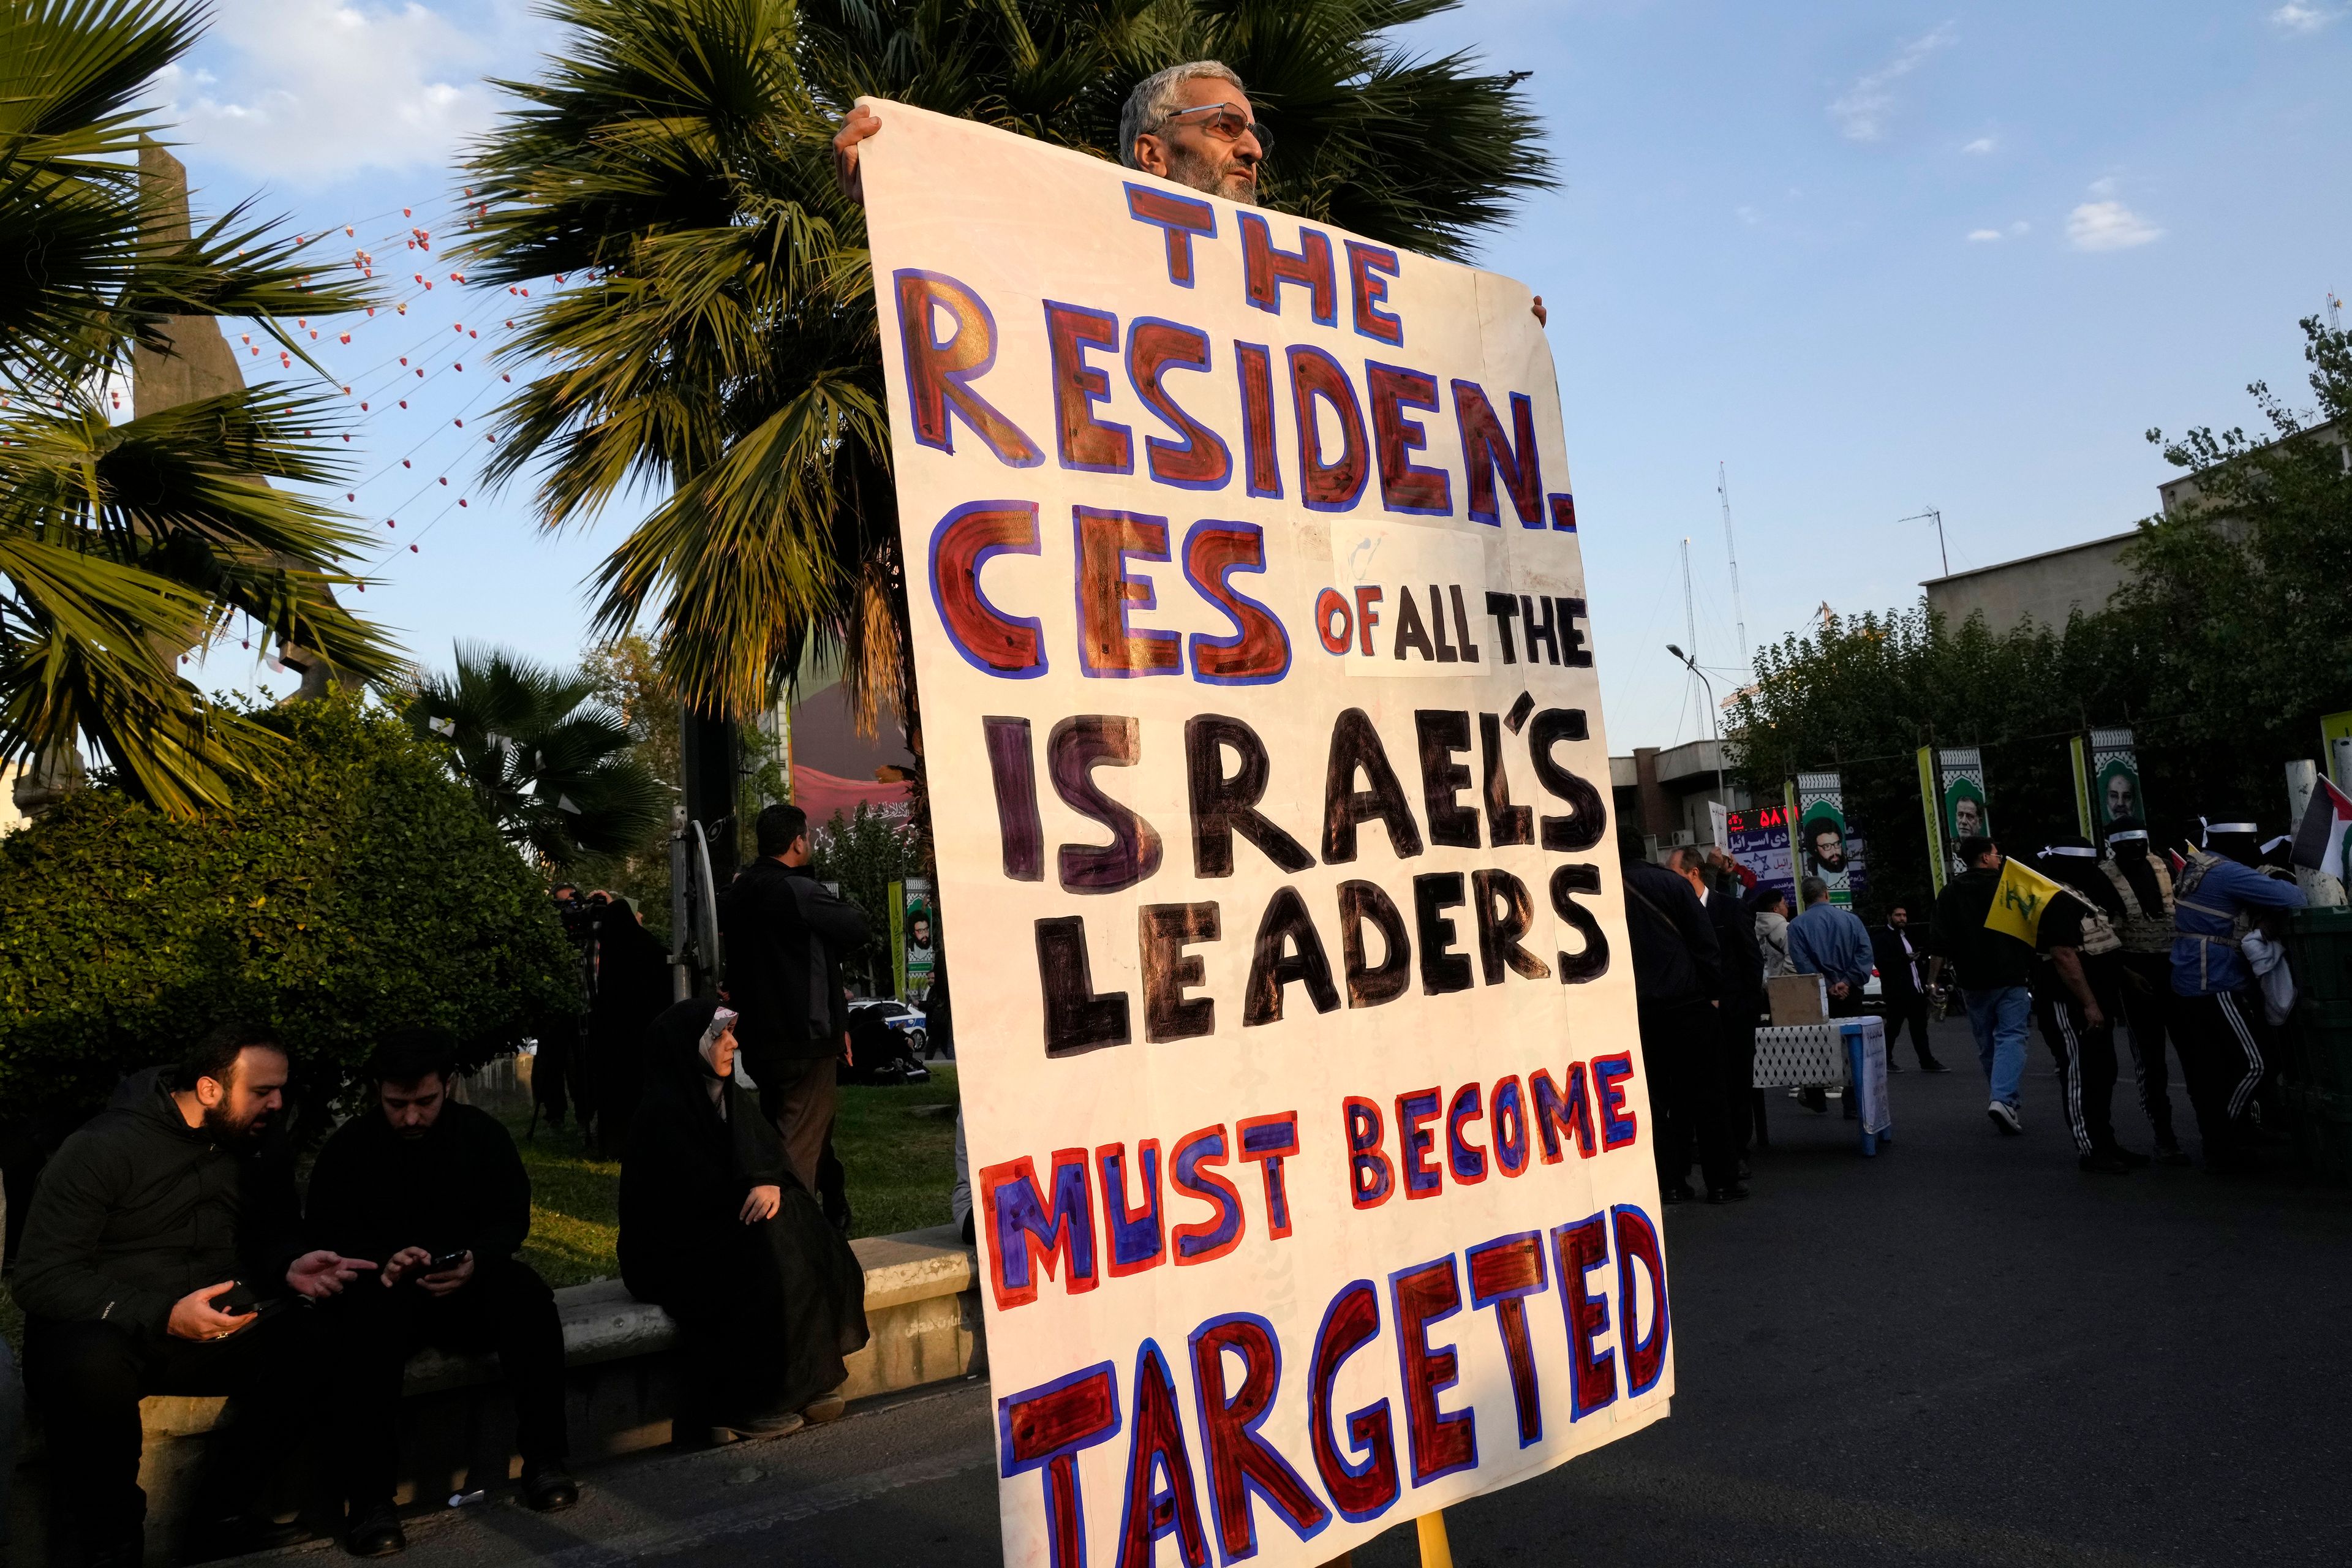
[0,801,881,1566]
[1926,816,2305,1175]
[1623,804,2310,1200]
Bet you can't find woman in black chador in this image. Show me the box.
[621,998,869,1441]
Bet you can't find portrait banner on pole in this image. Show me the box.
[1920,745,1989,891]
[2083,728,2143,836]
[1788,771,1866,907]
[862,100,1668,1568]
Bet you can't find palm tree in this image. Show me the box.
[404,643,670,865]
[459,0,1550,742]
[1,0,398,815]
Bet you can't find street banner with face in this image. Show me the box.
[1919,745,1990,892]
[1786,771,1866,907]
[861,100,1667,1567]
[2076,727,2143,837]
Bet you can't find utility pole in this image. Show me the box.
[1717,462,1748,663]
[1899,507,1949,577]
[1679,538,1701,741]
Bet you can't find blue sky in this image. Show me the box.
[165,1,2352,749]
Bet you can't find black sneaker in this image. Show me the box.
[2078,1151,2134,1175]
[2106,1145,2152,1167]
[1705,1183,1751,1204]
[2154,1144,2193,1167]
[1919,1060,1953,1073]
[1662,1181,1695,1204]
[521,1463,579,1512]
[344,1506,406,1559]
[1886,1059,1905,1073]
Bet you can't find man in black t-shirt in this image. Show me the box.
[2028,840,2135,1175]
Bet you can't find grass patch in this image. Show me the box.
[834,1065,962,1239]
[497,1065,960,1286]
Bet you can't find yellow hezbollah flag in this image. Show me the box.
[1985,857,2066,944]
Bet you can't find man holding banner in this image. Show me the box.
[847,65,1666,1567]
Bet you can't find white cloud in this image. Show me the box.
[2270,4,2334,33]
[157,2,534,183]
[1735,205,1762,226]
[1966,228,2003,242]
[2086,175,2117,197]
[2010,220,2031,235]
[2067,198,2163,251]
[1961,136,1996,154]
[1828,21,1958,143]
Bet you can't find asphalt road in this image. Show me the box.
[280,1015,2352,1568]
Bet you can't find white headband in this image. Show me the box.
[2201,817,2256,845]
[2105,828,2147,842]
[2261,835,2291,854]
[2040,845,2096,858]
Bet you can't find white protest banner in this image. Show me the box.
[861,99,1669,1567]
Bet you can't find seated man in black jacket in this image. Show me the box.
[307,1033,576,1556]
[15,1023,375,1567]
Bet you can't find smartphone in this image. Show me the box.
[209,1281,262,1316]
[424,1249,469,1273]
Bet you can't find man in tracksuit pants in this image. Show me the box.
[2030,840,2136,1175]
[2097,818,2189,1164]
[2169,818,2305,1172]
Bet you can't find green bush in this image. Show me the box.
[0,696,581,1124]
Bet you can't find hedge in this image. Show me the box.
[0,696,581,1125]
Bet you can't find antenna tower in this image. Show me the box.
[1681,537,1702,736]
[1717,462,1749,663]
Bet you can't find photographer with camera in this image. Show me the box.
[15,1023,374,1567]
[306,1030,576,1556]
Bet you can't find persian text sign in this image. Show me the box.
[862,102,1668,1567]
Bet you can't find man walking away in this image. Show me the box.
[307,1032,576,1556]
[1671,848,1764,1167]
[1926,838,2038,1135]
[1622,851,1741,1204]
[14,1025,374,1566]
[2032,840,2138,1174]
[2169,815,2305,1172]
[1871,905,1948,1071]
[718,804,872,1194]
[2097,818,2190,1164]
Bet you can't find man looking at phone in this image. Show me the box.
[306,1031,576,1555]
[15,1023,374,1567]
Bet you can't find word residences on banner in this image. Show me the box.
[860,99,1667,1568]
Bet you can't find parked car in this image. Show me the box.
[850,997,928,1055]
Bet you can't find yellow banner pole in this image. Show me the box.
[1918,746,1945,895]
[1417,1512,1455,1568]
[2069,736,2093,839]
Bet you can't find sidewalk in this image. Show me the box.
[234,1014,2352,1565]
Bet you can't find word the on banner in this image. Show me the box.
[861,99,1668,1567]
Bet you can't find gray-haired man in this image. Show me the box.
[831,63,1547,325]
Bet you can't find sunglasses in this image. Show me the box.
[1156,101,1272,156]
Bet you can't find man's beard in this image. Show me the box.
[1165,145,1257,205]
[203,1102,273,1147]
